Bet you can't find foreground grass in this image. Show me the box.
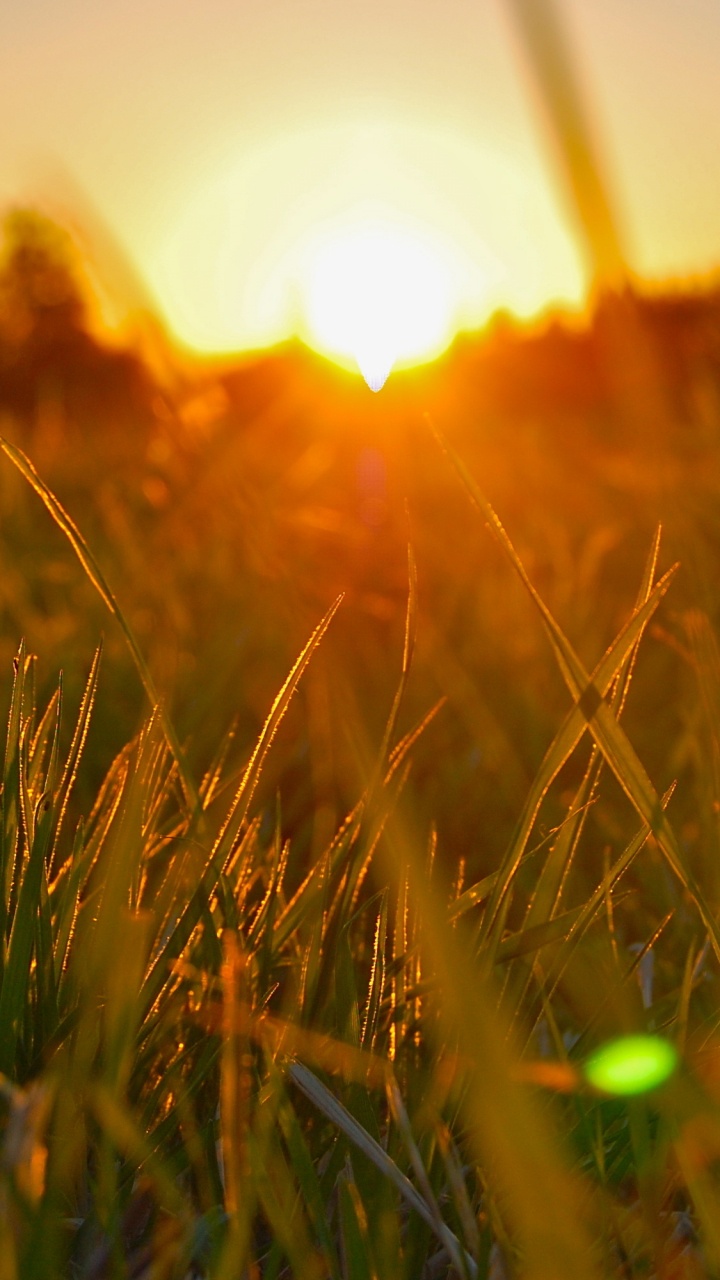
[2,424,720,1280]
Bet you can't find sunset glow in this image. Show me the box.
[140,120,581,362]
[3,0,720,360]
[4,0,720,1262]
[298,215,459,389]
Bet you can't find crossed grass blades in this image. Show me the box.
[1,425,720,1280]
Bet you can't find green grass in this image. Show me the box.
[2,382,720,1280]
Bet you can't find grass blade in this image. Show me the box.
[0,433,199,818]
[288,1061,477,1276]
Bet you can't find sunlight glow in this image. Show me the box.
[584,1036,678,1096]
[298,215,456,390]
[147,120,585,358]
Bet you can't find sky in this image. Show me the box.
[2,0,720,367]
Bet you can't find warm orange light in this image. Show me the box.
[146,120,583,359]
[298,212,459,389]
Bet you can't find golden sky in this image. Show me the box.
[2,0,720,368]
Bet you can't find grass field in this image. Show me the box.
[2,241,720,1280]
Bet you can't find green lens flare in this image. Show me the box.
[584,1035,678,1096]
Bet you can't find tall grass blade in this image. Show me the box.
[450,564,675,939]
[338,1172,374,1280]
[374,757,604,1277]
[502,0,626,289]
[288,1061,477,1275]
[211,592,343,867]
[0,433,199,817]
[140,596,342,1018]
[427,420,720,963]
[1,642,28,958]
[523,525,663,932]
[49,645,102,876]
[0,696,60,1076]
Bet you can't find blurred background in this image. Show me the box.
[3,0,720,349]
[1,0,720,929]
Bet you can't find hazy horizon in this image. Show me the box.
[3,0,720,368]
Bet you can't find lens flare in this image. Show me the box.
[584,1035,678,1096]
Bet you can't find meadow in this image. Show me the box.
[2,214,720,1277]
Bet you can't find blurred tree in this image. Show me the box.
[0,208,87,354]
[0,207,95,433]
[0,208,154,475]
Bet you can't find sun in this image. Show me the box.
[297,211,458,390]
[146,119,587,360]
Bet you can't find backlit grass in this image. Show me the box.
[2,358,720,1278]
